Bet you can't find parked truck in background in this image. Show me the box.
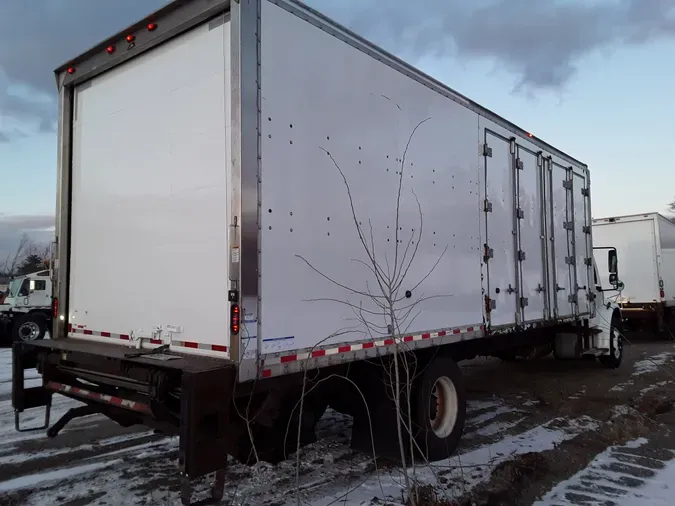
[593,212,675,337]
[1,270,52,343]
[12,1,624,504]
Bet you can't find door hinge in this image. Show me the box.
[565,256,575,265]
[483,143,493,157]
[536,284,544,293]
[484,199,493,212]
[516,208,524,219]
[517,250,527,261]
[568,294,578,304]
[520,297,529,308]
[563,221,574,230]
[582,225,591,234]
[562,180,573,190]
[581,187,590,197]
[516,158,524,170]
[483,245,494,262]
[584,257,593,266]
[507,284,516,294]
[485,295,496,312]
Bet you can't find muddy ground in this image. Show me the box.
[1,335,674,505]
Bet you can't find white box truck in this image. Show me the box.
[12,1,624,503]
[593,212,675,336]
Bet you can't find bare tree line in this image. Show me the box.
[0,233,51,277]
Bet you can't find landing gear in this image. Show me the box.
[181,469,226,506]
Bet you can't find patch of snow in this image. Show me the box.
[533,438,675,505]
[611,380,634,392]
[641,380,671,395]
[633,352,675,376]
[473,417,527,437]
[0,459,123,493]
[313,416,598,505]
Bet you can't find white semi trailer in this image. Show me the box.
[593,212,675,336]
[12,1,623,504]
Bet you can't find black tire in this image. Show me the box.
[12,313,47,343]
[413,356,466,462]
[599,310,623,369]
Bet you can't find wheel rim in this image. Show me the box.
[19,321,40,341]
[428,376,458,438]
[611,322,621,359]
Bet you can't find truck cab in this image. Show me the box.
[0,270,52,342]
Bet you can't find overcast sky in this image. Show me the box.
[1,0,675,261]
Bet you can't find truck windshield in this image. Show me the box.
[8,278,23,298]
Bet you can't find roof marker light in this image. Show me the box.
[67,67,76,74]
[126,34,135,43]
[527,132,533,138]
[106,45,116,54]
[147,23,158,31]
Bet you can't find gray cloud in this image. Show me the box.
[0,0,168,135]
[1,0,674,138]
[312,0,675,91]
[0,214,55,266]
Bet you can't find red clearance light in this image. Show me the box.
[67,67,76,74]
[126,34,135,43]
[527,132,533,138]
[230,303,240,335]
[147,23,157,31]
[660,290,665,299]
[52,297,59,318]
[106,45,116,54]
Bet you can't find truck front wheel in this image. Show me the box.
[413,356,466,462]
[599,310,623,369]
[12,313,47,342]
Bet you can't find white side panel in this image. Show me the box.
[69,19,231,354]
[658,216,675,305]
[483,130,518,327]
[551,161,574,317]
[592,219,659,303]
[258,1,484,352]
[517,146,546,323]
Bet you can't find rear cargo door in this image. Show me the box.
[68,16,231,356]
[483,131,518,327]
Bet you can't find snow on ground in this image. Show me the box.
[533,438,675,505]
[633,352,675,376]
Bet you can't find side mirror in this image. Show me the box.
[608,249,619,287]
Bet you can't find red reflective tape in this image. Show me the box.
[184,341,199,349]
[437,330,447,337]
[384,338,394,345]
[453,328,461,334]
[261,369,272,378]
[149,339,163,345]
[338,345,351,353]
[404,335,414,342]
[480,325,485,331]
[312,349,326,358]
[83,329,93,335]
[362,342,374,349]
[421,333,431,339]
[119,334,130,340]
[100,331,111,337]
[280,354,297,363]
[212,344,228,352]
[467,326,474,332]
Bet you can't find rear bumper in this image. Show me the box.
[13,338,237,479]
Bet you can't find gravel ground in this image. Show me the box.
[1,336,675,505]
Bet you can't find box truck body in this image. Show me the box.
[12,1,624,503]
[593,212,675,333]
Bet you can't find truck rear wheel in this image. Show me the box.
[413,356,466,462]
[12,313,47,342]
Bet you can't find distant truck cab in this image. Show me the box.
[0,270,52,342]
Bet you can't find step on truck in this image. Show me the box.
[13,0,624,503]
[593,212,675,337]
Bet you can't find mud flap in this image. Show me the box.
[179,366,236,505]
[12,341,52,432]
